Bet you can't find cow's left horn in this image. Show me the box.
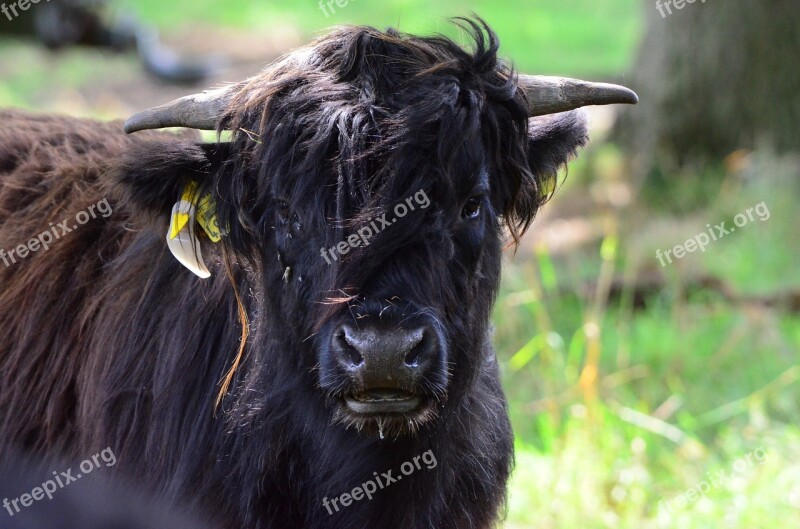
[519,75,638,117]
[124,86,235,134]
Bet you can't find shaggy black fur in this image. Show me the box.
[0,19,587,529]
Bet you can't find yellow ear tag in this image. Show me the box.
[166,181,217,279]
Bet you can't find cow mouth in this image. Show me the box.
[344,389,421,414]
[333,389,440,437]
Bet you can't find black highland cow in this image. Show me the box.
[0,19,636,529]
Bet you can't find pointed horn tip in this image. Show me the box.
[123,115,150,134]
[122,87,235,134]
[123,106,189,134]
[601,83,639,105]
[564,79,639,107]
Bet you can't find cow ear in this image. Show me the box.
[501,110,588,241]
[108,139,231,223]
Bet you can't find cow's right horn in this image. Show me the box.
[124,86,235,134]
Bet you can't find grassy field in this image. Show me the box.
[1,1,797,527]
[495,150,800,527]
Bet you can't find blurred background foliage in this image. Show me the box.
[0,1,797,527]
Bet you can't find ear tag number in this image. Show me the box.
[196,192,222,243]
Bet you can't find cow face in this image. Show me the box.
[214,23,589,438]
[115,21,595,439]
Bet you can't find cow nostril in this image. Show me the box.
[336,330,364,368]
[403,332,428,367]
[404,344,421,367]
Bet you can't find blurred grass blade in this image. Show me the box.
[509,334,547,372]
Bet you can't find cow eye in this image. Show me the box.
[276,200,291,224]
[461,196,483,220]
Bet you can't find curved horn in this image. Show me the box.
[519,75,638,117]
[124,86,235,134]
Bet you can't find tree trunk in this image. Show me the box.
[616,0,800,173]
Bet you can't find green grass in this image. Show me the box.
[494,151,800,528]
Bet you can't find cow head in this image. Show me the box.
[117,19,636,438]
